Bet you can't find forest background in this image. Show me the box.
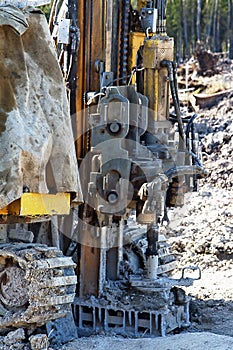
[43,0,233,61]
[132,0,233,60]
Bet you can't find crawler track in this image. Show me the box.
[0,243,76,331]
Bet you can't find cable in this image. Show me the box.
[105,66,145,88]
[86,92,106,105]
[128,66,145,85]
[189,151,203,167]
[105,74,132,87]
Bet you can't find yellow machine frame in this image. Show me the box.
[0,193,71,217]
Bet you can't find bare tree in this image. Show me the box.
[196,0,202,42]
[228,0,233,58]
[182,0,190,58]
[205,0,215,49]
[212,0,218,51]
[230,2,233,58]
[167,0,231,59]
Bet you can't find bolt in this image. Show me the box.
[107,191,119,204]
[109,122,121,134]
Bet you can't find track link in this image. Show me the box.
[0,243,76,332]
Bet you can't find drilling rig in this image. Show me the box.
[51,0,205,336]
[0,0,205,339]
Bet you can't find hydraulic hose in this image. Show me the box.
[185,113,204,167]
[172,61,180,111]
[185,113,198,148]
[165,165,206,180]
[161,60,185,151]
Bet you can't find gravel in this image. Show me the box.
[196,94,233,190]
[167,186,233,273]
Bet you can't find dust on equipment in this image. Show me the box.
[54,0,204,336]
[0,0,205,338]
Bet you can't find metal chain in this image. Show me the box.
[119,0,130,84]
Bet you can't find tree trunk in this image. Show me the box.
[212,0,218,51]
[229,0,233,58]
[216,13,221,52]
[191,3,195,52]
[206,0,214,49]
[196,0,201,42]
[182,0,190,58]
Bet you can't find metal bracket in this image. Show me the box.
[101,72,114,89]
[180,265,201,281]
[58,19,71,45]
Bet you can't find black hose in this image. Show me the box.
[189,151,203,167]
[169,114,191,123]
[165,165,206,180]
[161,60,185,151]
[191,123,195,148]
[172,61,180,111]
[185,113,198,148]
[185,113,203,169]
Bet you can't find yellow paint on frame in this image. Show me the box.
[0,193,71,217]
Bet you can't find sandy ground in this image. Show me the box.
[62,333,233,350]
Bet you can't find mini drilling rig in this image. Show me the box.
[0,0,205,339]
[51,0,205,336]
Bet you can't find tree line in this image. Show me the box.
[44,0,233,61]
[166,0,233,60]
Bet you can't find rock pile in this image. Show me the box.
[0,328,51,350]
[166,86,233,304]
[167,186,233,270]
[196,94,233,190]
